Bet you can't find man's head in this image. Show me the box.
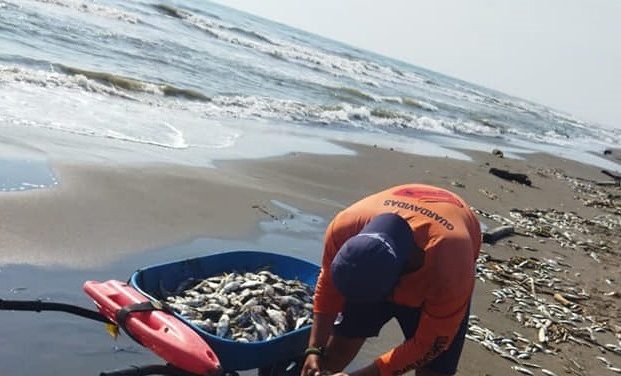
[330,213,415,302]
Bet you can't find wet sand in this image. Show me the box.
[0,142,619,375]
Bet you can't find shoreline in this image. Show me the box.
[0,142,618,268]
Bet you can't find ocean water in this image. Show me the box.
[1,0,620,172]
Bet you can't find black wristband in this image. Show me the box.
[304,346,325,358]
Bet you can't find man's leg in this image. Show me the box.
[394,304,470,376]
[421,305,470,375]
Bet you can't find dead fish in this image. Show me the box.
[540,369,557,376]
[167,269,314,342]
[511,366,534,375]
[500,353,519,364]
[240,280,263,289]
[596,356,612,367]
[278,295,303,307]
[216,314,230,338]
[266,308,286,327]
[538,327,548,343]
[253,321,269,340]
[221,281,243,294]
[520,362,541,369]
[295,314,311,330]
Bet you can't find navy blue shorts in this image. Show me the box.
[333,301,470,375]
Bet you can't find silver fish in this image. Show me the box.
[216,314,230,338]
[540,369,557,376]
[511,366,534,375]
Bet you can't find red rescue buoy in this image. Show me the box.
[84,280,221,376]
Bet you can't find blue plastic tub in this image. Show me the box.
[129,251,320,371]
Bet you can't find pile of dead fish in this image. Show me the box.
[474,207,618,261]
[470,170,621,374]
[537,168,621,215]
[508,208,613,249]
[468,315,559,376]
[510,208,587,243]
[163,270,314,342]
[475,167,620,249]
[470,251,621,374]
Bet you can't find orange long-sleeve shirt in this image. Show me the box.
[313,184,481,376]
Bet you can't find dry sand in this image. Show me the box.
[0,142,619,375]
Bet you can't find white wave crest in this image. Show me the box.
[16,0,140,23]
[444,119,503,137]
[200,95,459,135]
[202,96,621,146]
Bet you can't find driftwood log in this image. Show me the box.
[595,181,620,187]
[482,225,515,244]
[601,169,621,181]
[488,168,532,186]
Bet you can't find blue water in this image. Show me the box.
[0,158,57,191]
[1,0,619,171]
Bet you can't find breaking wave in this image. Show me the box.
[401,97,439,112]
[153,4,425,87]
[328,87,438,112]
[332,86,378,102]
[57,65,211,101]
[1,65,212,102]
[4,64,618,149]
[154,4,277,45]
[153,3,184,19]
[200,95,488,136]
[0,65,137,100]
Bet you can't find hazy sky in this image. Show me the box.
[214,0,621,129]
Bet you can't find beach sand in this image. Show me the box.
[0,143,619,375]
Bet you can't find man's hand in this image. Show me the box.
[301,354,322,376]
[303,312,337,376]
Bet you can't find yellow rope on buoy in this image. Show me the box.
[105,322,120,339]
